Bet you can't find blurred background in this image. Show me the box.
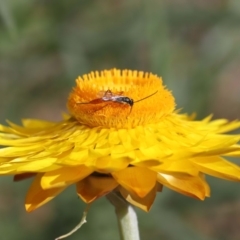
[0,0,240,239]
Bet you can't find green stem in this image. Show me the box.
[107,192,140,240]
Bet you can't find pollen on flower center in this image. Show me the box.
[67,69,175,128]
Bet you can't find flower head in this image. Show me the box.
[0,69,240,212]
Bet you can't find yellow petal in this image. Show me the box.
[192,156,240,181]
[157,173,210,200]
[0,164,17,174]
[0,157,59,174]
[213,120,240,133]
[17,158,59,172]
[69,149,89,163]
[117,129,134,150]
[151,160,199,176]
[0,136,44,146]
[41,166,93,189]
[108,130,120,145]
[25,173,65,212]
[119,184,157,212]
[131,159,162,168]
[76,175,118,203]
[112,167,157,198]
[0,145,44,157]
[92,156,130,173]
[111,145,135,159]
[21,119,57,128]
[225,150,240,157]
[89,148,111,158]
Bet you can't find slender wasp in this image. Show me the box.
[78,89,158,114]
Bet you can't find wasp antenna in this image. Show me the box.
[134,90,158,103]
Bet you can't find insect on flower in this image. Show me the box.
[78,89,158,114]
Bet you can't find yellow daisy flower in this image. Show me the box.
[0,69,240,213]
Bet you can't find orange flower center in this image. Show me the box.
[67,69,175,128]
